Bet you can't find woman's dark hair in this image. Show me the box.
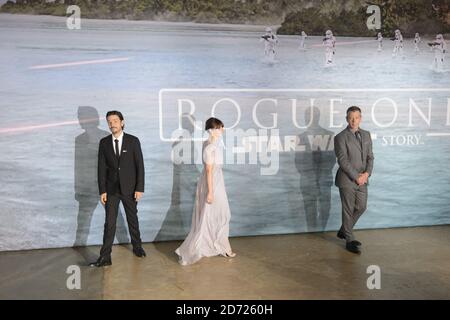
[106,110,125,129]
[346,106,362,116]
[205,117,224,131]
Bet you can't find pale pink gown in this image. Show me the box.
[175,139,233,265]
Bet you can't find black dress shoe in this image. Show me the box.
[89,256,112,267]
[346,241,361,254]
[133,247,146,258]
[337,231,362,246]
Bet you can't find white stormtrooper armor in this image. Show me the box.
[377,32,383,52]
[392,29,404,58]
[299,30,307,51]
[260,27,278,61]
[414,33,421,53]
[323,29,336,66]
[430,34,447,72]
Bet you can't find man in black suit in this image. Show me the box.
[90,110,146,267]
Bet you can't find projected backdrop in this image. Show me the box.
[0,0,449,251]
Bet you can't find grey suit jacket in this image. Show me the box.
[334,126,374,188]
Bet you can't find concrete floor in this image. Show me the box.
[1,225,450,299]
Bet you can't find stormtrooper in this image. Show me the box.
[428,34,447,72]
[414,32,421,53]
[260,27,278,62]
[391,29,405,58]
[299,30,308,51]
[323,29,336,66]
[376,32,383,52]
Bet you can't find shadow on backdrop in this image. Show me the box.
[154,114,200,261]
[295,107,336,232]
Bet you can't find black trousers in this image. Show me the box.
[100,192,142,258]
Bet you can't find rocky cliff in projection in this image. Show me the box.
[2,0,449,36]
[278,0,450,36]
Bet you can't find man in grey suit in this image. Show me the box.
[334,106,374,254]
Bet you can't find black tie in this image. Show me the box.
[114,139,120,158]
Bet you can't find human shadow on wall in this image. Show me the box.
[154,114,200,261]
[295,107,336,233]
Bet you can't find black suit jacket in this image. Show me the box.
[98,133,145,196]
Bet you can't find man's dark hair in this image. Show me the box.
[346,106,362,117]
[106,110,124,129]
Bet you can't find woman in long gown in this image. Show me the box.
[175,117,236,266]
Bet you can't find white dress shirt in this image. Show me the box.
[112,131,124,156]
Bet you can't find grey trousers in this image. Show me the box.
[338,185,368,243]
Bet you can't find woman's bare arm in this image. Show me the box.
[206,163,214,204]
